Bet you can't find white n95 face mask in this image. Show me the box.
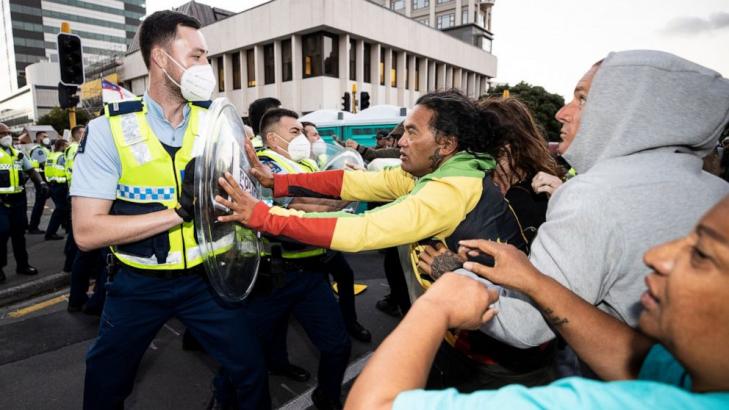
[287,134,311,162]
[162,50,216,101]
[312,139,327,157]
[42,137,51,146]
[0,135,13,147]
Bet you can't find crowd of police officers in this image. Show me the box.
[0,122,84,284]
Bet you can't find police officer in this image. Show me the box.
[70,11,268,409]
[62,125,84,272]
[244,108,351,409]
[0,123,43,282]
[27,131,52,234]
[64,124,106,314]
[43,139,69,240]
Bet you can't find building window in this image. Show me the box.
[417,16,430,26]
[391,51,398,87]
[436,12,455,29]
[232,52,241,89]
[390,0,405,11]
[322,33,338,77]
[415,57,420,91]
[462,6,468,24]
[405,56,409,90]
[412,0,429,10]
[281,39,292,82]
[246,49,256,87]
[436,0,452,4]
[263,43,275,84]
[302,31,339,79]
[379,48,385,86]
[363,43,371,83]
[481,36,493,53]
[349,39,356,81]
[216,56,224,92]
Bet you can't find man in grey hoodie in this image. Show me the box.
[456,50,729,349]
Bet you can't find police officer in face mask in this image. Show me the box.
[0,123,43,282]
[27,131,52,234]
[68,11,268,409]
[242,109,352,409]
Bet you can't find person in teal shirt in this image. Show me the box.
[346,193,729,409]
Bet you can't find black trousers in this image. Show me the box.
[28,182,49,230]
[0,192,29,269]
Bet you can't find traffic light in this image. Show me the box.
[360,91,370,110]
[58,82,79,108]
[57,32,84,86]
[341,92,351,112]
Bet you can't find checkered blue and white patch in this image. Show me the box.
[117,184,175,201]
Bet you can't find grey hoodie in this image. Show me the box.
[472,50,729,348]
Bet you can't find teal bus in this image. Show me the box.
[301,105,408,147]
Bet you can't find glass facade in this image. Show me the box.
[263,43,274,84]
[302,31,339,79]
[379,47,385,85]
[391,51,398,87]
[363,43,371,83]
[349,38,356,81]
[412,0,429,10]
[281,39,292,82]
[436,12,455,29]
[232,51,241,89]
[246,48,256,87]
[217,56,224,92]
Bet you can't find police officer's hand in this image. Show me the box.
[244,136,274,188]
[458,239,541,296]
[175,159,196,222]
[215,171,261,226]
[39,182,50,197]
[417,272,499,330]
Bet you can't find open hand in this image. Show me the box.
[215,172,264,225]
[458,239,541,295]
[345,139,359,149]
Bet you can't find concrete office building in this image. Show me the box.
[0,0,145,96]
[0,0,146,129]
[372,0,495,53]
[118,0,497,116]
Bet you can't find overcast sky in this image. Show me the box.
[146,0,729,99]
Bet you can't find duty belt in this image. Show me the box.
[112,254,205,279]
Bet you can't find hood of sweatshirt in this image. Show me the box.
[563,50,729,173]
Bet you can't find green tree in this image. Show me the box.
[484,82,565,142]
[36,107,91,133]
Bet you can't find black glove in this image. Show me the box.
[175,159,196,222]
[40,182,50,197]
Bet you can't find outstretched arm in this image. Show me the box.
[458,239,654,380]
[216,171,475,252]
[345,273,499,410]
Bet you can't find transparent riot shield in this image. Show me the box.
[312,143,365,213]
[194,98,262,303]
[319,143,365,171]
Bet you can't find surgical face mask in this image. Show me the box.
[276,133,311,162]
[0,135,13,147]
[312,139,327,157]
[161,50,216,101]
[42,137,51,146]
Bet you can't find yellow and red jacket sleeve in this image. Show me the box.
[273,167,416,203]
[249,175,482,252]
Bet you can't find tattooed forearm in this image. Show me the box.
[542,308,569,327]
[431,251,464,279]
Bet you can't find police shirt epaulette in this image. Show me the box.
[190,100,212,109]
[106,100,144,117]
